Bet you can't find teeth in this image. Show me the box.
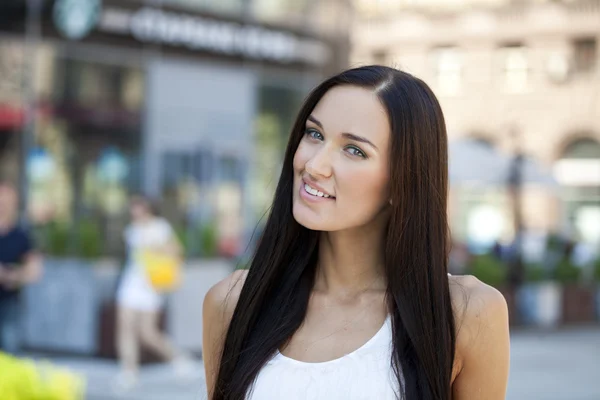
[304,183,332,198]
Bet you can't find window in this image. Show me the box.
[0,41,24,104]
[252,0,310,24]
[563,137,600,159]
[554,137,600,249]
[554,138,600,187]
[499,44,529,93]
[372,50,388,65]
[355,0,401,16]
[573,37,597,74]
[432,46,462,96]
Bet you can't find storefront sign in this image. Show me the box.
[52,0,330,66]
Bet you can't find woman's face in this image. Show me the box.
[0,184,17,221]
[130,198,150,221]
[292,85,391,232]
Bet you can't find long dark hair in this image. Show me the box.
[214,66,455,400]
[129,194,160,217]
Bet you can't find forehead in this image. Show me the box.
[310,85,390,148]
[131,198,146,206]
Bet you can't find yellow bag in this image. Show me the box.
[137,250,182,292]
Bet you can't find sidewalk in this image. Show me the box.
[507,325,600,400]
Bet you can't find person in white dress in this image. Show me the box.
[115,195,192,390]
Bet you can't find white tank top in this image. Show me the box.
[246,314,400,399]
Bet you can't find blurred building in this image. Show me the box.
[0,0,352,258]
[352,0,600,255]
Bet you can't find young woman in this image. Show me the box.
[114,195,192,390]
[203,66,510,399]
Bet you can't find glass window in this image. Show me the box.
[555,137,600,251]
[0,40,24,106]
[250,81,304,219]
[563,137,600,159]
[31,57,145,258]
[432,46,462,96]
[572,37,597,74]
[355,0,401,16]
[0,40,25,183]
[554,137,600,187]
[372,50,388,65]
[251,0,311,25]
[499,44,529,93]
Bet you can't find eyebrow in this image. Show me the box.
[307,115,379,151]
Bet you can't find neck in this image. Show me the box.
[135,215,154,224]
[314,220,387,299]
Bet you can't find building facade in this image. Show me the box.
[351,0,600,254]
[0,0,352,258]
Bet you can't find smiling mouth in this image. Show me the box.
[303,183,335,199]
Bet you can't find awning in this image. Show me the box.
[0,104,24,130]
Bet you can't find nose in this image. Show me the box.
[305,145,333,178]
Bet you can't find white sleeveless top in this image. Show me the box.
[246,314,400,399]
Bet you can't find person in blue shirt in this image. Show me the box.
[0,179,42,354]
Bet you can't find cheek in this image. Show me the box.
[293,142,309,172]
[339,164,389,206]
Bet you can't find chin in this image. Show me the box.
[292,203,328,231]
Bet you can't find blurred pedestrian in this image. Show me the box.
[449,241,470,274]
[114,195,193,391]
[492,239,504,260]
[572,240,595,268]
[0,179,42,354]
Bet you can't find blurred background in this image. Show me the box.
[0,0,599,399]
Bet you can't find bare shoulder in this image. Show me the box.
[202,269,249,396]
[449,274,509,370]
[203,269,249,324]
[449,274,508,323]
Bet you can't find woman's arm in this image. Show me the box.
[451,276,510,400]
[163,220,183,257]
[0,252,43,289]
[164,236,183,258]
[202,269,248,399]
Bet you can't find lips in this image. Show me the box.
[302,178,335,199]
[304,183,333,198]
